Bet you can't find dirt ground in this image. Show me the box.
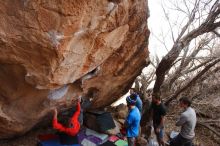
[0,126,54,146]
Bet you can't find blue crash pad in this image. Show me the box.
[38,139,79,146]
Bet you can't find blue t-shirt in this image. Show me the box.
[135,95,143,114]
[125,107,141,137]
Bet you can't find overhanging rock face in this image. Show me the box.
[0,0,150,138]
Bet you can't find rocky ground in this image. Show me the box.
[0,125,54,146]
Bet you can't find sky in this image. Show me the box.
[148,0,170,58]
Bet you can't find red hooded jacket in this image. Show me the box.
[53,102,81,136]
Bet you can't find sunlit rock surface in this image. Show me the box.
[0,0,149,138]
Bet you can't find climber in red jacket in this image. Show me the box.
[53,101,81,136]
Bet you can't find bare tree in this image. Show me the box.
[137,0,220,102]
[138,0,220,137]
[153,0,220,98]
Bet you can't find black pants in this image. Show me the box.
[170,134,193,146]
[58,132,78,145]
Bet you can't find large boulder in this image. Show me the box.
[0,0,150,138]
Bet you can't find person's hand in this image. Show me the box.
[53,108,58,119]
[78,96,82,102]
[155,127,160,134]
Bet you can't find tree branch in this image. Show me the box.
[153,2,220,95]
[182,59,212,74]
[165,58,220,105]
[167,38,212,88]
[213,30,220,37]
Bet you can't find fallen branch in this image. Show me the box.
[196,111,213,118]
[165,58,220,106]
[201,119,220,123]
[197,121,220,138]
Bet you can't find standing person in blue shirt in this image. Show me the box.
[124,94,141,146]
[130,88,143,114]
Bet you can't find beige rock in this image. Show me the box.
[113,103,128,119]
[0,0,149,138]
[118,119,125,125]
[105,119,121,135]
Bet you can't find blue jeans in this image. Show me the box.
[153,125,164,146]
[153,125,164,139]
[170,134,193,146]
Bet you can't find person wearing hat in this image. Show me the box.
[129,88,143,114]
[124,94,141,146]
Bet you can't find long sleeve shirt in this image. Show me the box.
[53,102,81,136]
